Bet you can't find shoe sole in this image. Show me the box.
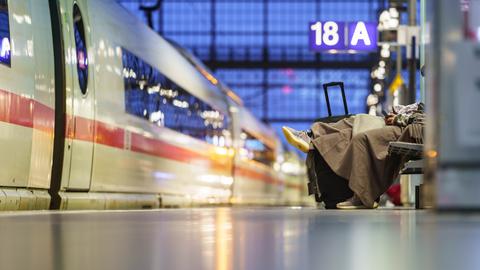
[336,202,379,210]
[282,127,309,153]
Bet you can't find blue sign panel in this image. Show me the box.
[0,0,11,66]
[309,21,377,52]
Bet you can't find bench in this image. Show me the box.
[388,140,424,209]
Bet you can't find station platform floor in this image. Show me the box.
[0,207,479,270]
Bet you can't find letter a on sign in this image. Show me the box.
[348,21,377,51]
[350,22,371,46]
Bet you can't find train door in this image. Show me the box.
[57,0,95,191]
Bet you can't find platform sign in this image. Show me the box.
[309,21,377,52]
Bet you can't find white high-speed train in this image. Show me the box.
[0,0,312,210]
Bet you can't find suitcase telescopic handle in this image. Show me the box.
[322,81,349,117]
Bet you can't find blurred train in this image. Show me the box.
[0,0,313,210]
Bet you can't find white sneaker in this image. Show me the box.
[336,195,379,209]
[282,126,311,153]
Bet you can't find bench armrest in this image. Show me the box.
[388,142,423,159]
[401,160,424,174]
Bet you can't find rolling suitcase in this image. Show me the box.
[306,82,354,209]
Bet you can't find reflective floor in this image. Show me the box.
[1,208,480,270]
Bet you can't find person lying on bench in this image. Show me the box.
[282,103,425,209]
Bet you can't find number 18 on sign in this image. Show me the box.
[309,21,377,52]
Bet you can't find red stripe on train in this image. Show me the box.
[69,116,125,149]
[94,120,125,148]
[72,116,95,142]
[131,132,202,163]
[234,166,303,190]
[235,166,283,186]
[130,132,232,174]
[285,183,304,191]
[0,89,54,133]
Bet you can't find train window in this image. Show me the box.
[0,0,11,66]
[121,49,231,146]
[73,4,88,95]
[240,131,275,166]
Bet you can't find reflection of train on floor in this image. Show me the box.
[0,0,312,210]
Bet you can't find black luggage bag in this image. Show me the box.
[306,82,354,209]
